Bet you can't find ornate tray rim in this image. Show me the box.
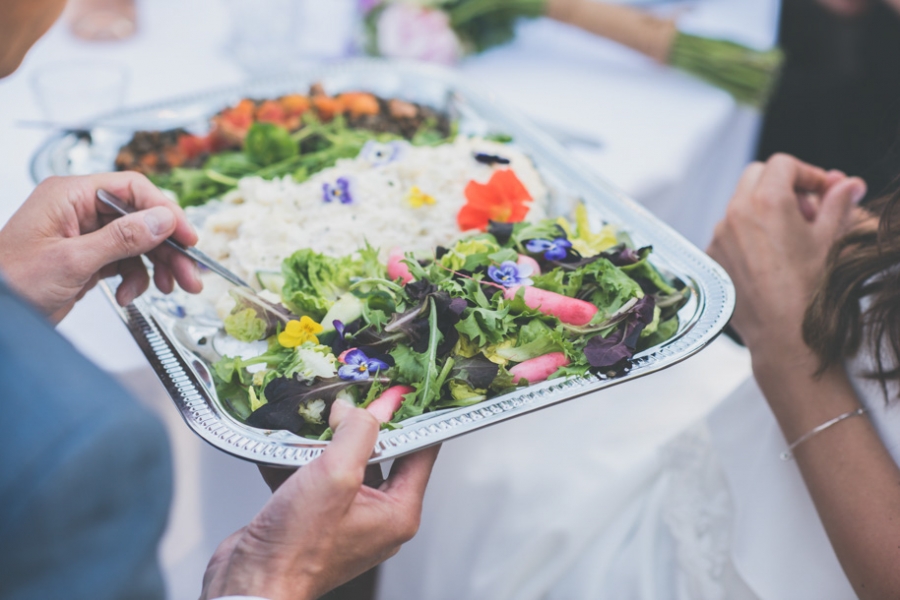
[34,59,735,467]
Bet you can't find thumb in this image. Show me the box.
[816,177,866,238]
[70,206,177,275]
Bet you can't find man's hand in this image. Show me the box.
[707,154,866,360]
[200,399,440,600]
[0,172,202,323]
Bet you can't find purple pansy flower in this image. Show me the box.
[338,348,389,381]
[526,237,572,261]
[360,140,407,166]
[487,261,534,288]
[322,177,353,204]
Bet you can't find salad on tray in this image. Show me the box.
[115,86,689,440]
[211,202,687,439]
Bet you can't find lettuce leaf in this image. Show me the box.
[224,308,268,342]
[280,247,385,319]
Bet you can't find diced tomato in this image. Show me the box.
[222,98,255,127]
[164,146,188,168]
[211,99,256,144]
[388,98,418,119]
[177,133,212,160]
[312,95,343,121]
[138,153,159,170]
[338,92,380,117]
[280,94,311,117]
[256,100,287,125]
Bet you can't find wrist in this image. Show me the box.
[746,328,814,374]
[752,346,861,444]
[202,539,317,600]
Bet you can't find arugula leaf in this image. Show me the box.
[621,253,677,295]
[215,378,252,420]
[455,305,512,346]
[389,344,430,383]
[493,320,569,363]
[567,258,644,316]
[447,355,499,390]
[392,298,442,422]
[532,267,583,298]
[638,314,680,350]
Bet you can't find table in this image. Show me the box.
[0,1,774,597]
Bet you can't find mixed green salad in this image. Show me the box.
[212,205,689,439]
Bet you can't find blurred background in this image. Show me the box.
[2,0,899,598]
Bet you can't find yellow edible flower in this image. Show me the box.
[556,204,618,257]
[407,186,436,208]
[278,316,324,348]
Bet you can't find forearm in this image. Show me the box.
[753,348,900,598]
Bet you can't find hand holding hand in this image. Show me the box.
[200,400,440,600]
[707,154,866,361]
[0,172,202,323]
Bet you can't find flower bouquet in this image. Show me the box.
[361,0,784,108]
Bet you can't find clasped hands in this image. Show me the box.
[707,154,868,366]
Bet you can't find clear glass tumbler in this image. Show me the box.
[66,0,138,42]
[31,61,130,124]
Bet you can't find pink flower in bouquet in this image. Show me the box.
[359,0,383,13]
[376,3,463,65]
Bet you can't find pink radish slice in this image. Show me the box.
[387,247,414,285]
[503,286,598,326]
[509,352,570,384]
[366,385,414,423]
[517,254,541,276]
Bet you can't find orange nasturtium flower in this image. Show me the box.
[278,316,324,348]
[457,169,532,232]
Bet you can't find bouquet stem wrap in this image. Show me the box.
[546,0,783,108]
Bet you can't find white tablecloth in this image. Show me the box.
[0,1,774,597]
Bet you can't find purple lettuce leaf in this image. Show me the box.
[582,296,656,371]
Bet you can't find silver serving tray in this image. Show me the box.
[31,59,734,467]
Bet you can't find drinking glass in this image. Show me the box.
[31,61,130,125]
[66,0,138,41]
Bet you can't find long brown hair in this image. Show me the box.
[803,188,900,390]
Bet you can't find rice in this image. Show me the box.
[192,136,548,284]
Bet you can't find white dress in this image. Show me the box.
[376,340,900,600]
[545,348,900,600]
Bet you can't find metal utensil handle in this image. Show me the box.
[96,189,252,289]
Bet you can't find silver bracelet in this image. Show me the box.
[780,407,867,461]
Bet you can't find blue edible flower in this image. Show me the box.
[360,140,407,166]
[322,177,353,204]
[487,260,534,288]
[337,348,389,381]
[526,237,572,261]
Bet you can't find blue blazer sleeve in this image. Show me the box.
[0,284,172,600]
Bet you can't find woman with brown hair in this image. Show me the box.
[521,154,897,600]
